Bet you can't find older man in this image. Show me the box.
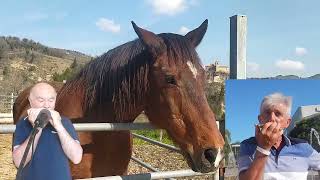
[12,82,83,180]
[238,92,320,180]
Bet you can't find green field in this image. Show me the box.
[132,129,174,145]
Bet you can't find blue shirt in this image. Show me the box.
[238,135,320,180]
[13,116,79,180]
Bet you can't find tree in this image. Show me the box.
[70,57,78,69]
[24,49,30,61]
[53,67,79,82]
[0,48,4,60]
[224,129,231,159]
[43,47,49,54]
[3,66,9,76]
[205,82,225,121]
[22,38,28,43]
[290,115,320,152]
[204,82,230,166]
[29,52,36,63]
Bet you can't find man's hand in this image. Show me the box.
[255,121,283,150]
[49,110,64,131]
[27,108,44,127]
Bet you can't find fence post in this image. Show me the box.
[10,93,14,114]
[159,130,163,142]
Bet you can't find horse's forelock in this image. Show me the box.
[159,33,201,67]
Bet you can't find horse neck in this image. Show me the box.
[55,83,86,119]
[55,81,149,123]
[106,64,151,122]
[110,96,147,123]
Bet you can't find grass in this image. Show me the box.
[132,129,175,146]
[132,113,175,146]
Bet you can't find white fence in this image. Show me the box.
[0,92,220,179]
[0,93,16,113]
[0,122,219,179]
[0,113,13,123]
[0,94,16,124]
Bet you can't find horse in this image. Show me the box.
[13,19,225,178]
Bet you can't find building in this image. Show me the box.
[288,105,320,132]
[205,61,229,83]
[230,15,247,79]
[231,143,240,164]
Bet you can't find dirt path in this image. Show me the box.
[0,134,16,180]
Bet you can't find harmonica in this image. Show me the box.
[256,123,265,131]
[256,123,283,132]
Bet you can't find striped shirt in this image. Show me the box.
[238,135,320,180]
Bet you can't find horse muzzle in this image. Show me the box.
[187,148,224,173]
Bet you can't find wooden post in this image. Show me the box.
[10,93,14,114]
[159,130,163,142]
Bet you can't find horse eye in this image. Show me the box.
[165,75,177,85]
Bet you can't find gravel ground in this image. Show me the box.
[0,134,16,180]
[0,134,215,180]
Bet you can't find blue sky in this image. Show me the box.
[226,80,320,143]
[0,0,319,77]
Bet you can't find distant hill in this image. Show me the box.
[0,36,92,94]
[249,74,320,79]
[308,74,320,79]
[274,75,301,79]
[0,36,91,64]
[1,35,319,95]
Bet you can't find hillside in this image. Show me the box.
[2,36,319,95]
[308,74,320,79]
[0,36,92,94]
[249,74,320,79]
[275,75,301,79]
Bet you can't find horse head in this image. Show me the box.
[132,20,225,173]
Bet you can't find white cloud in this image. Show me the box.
[275,59,305,71]
[147,0,188,16]
[95,18,120,33]
[247,62,260,72]
[178,26,190,35]
[295,47,307,56]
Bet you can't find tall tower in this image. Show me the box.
[230,15,247,79]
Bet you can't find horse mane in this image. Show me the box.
[59,33,201,120]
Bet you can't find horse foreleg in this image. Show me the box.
[71,131,133,178]
[92,131,133,176]
[70,132,94,178]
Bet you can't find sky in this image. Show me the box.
[0,0,319,77]
[226,80,320,143]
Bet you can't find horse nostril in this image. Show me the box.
[204,149,217,164]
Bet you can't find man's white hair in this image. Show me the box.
[260,92,292,116]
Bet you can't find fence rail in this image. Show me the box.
[77,169,217,180]
[0,123,156,133]
[132,133,180,153]
[0,113,13,124]
[0,93,16,113]
[0,122,218,179]
[0,92,220,179]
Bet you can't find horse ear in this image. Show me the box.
[185,19,208,47]
[131,21,165,56]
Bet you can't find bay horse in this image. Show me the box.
[13,20,225,178]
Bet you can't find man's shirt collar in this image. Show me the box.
[283,134,292,146]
